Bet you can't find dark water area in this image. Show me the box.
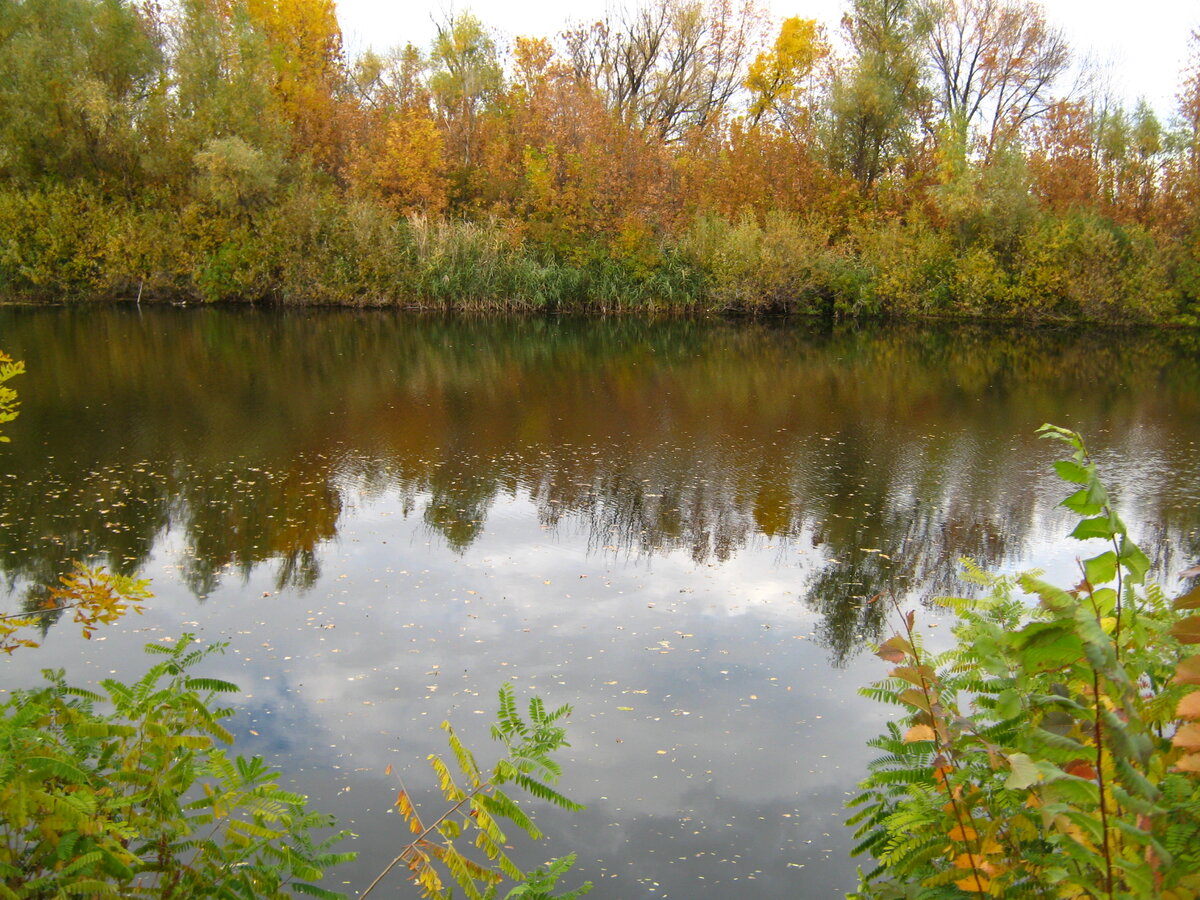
[2,307,1200,898]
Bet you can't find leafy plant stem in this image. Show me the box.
[360,781,495,899]
[891,592,989,894]
[1091,666,1114,899]
[1112,532,1124,659]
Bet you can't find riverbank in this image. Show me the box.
[2,183,1194,325]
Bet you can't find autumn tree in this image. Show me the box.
[157,0,290,200]
[0,0,163,187]
[1163,28,1200,307]
[430,12,503,187]
[347,43,447,214]
[352,43,431,114]
[920,0,1069,155]
[1026,98,1100,213]
[346,114,447,215]
[823,0,930,194]
[563,0,768,142]
[481,36,674,248]
[1177,29,1200,209]
[744,16,830,133]
[673,119,836,219]
[243,0,350,174]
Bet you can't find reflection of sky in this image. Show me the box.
[4,312,1200,898]
[1,485,894,897]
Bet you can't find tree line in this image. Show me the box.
[1,0,1198,320]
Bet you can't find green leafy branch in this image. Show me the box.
[362,685,591,900]
[849,424,1200,899]
[0,351,22,444]
[0,634,356,898]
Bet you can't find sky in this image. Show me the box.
[336,0,1199,116]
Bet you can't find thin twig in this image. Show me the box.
[890,594,989,895]
[1092,667,1115,898]
[360,781,495,899]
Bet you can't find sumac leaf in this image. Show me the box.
[1176,691,1200,720]
[1172,722,1200,751]
[947,825,978,842]
[1175,585,1200,610]
[1170,616,1200,645]
[1174,655,1200,686]
[875,635,912,663]
[1175,753,1200,773]
[1004,753,1041,790]
[903,724,936,743]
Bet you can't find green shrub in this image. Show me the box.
[678,212,862,314]
[849,425,1200,899]
[0,634,355,898]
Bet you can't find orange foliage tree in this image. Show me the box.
[480,38,675,252]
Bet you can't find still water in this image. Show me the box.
[2,308,1200,897]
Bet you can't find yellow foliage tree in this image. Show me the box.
[745,17,829,130]
[347,111,448,215]
[244,0,348,173]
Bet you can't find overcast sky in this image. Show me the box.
[337,0,1198,116]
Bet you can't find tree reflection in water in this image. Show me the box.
[2,309,1199,664]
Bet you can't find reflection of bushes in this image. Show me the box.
[3,314,1200,657]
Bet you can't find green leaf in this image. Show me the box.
[184,677,240,693]
[1062,487,1102,516]
[1083,552,1117,587]
[291,884,348,899]
[1071,515,1118,541]
[1004,753,1041,790]
[1010,621,1084,671]
[1117,536,1150,585]
[61,880,120,897]
[24,756,91,784]
[1053,459,1091,485]
[995,689,1022,721]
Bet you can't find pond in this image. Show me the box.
[2,307,1200,898]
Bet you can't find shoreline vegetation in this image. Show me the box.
[1,0,1198,323]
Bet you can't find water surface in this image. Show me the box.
[2,308,1200,897]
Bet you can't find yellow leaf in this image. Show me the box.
[955,872,991,893]
[1177,690,1200,721]
[904,724,937,743]
[948,825,978,842]
[1173,722,1200,751]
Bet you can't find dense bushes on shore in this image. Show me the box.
[1,181,1191,323]
[2,0,1199,322]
